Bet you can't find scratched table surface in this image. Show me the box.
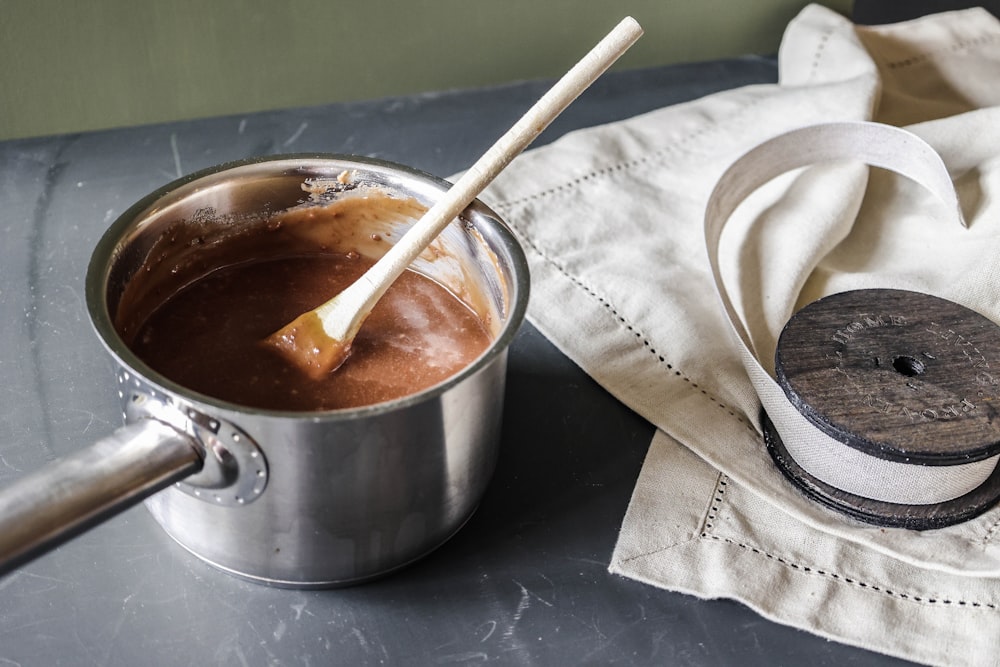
[0,52,924,667]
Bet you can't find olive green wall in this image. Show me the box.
[0,0,852,141]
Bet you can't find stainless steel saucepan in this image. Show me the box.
[0,155,529,587]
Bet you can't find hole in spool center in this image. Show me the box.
[892,355,925,377]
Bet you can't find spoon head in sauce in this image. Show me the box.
[265,311,352,380]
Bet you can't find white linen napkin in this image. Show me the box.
[477,5,1000,665]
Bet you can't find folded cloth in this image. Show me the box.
[476,5,1000,665]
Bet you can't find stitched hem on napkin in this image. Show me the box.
[610,430,1000,667]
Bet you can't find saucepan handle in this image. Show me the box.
[0,419,202,575]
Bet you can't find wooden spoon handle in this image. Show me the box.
[269,17,643,378]
[317,17,644,338]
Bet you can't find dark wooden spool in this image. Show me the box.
[765,288,1000,529]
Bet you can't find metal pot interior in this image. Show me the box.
[89,154,528,410]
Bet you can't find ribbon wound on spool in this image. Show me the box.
[704,121,1000,529]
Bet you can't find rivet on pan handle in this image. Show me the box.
[118,371,269,507]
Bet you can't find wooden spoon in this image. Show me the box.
[267,16,644,378]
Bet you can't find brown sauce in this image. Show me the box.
[129,252,492,411]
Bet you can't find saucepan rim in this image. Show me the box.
[84,153,530,421]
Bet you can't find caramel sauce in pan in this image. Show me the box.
[130,252,492,411]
